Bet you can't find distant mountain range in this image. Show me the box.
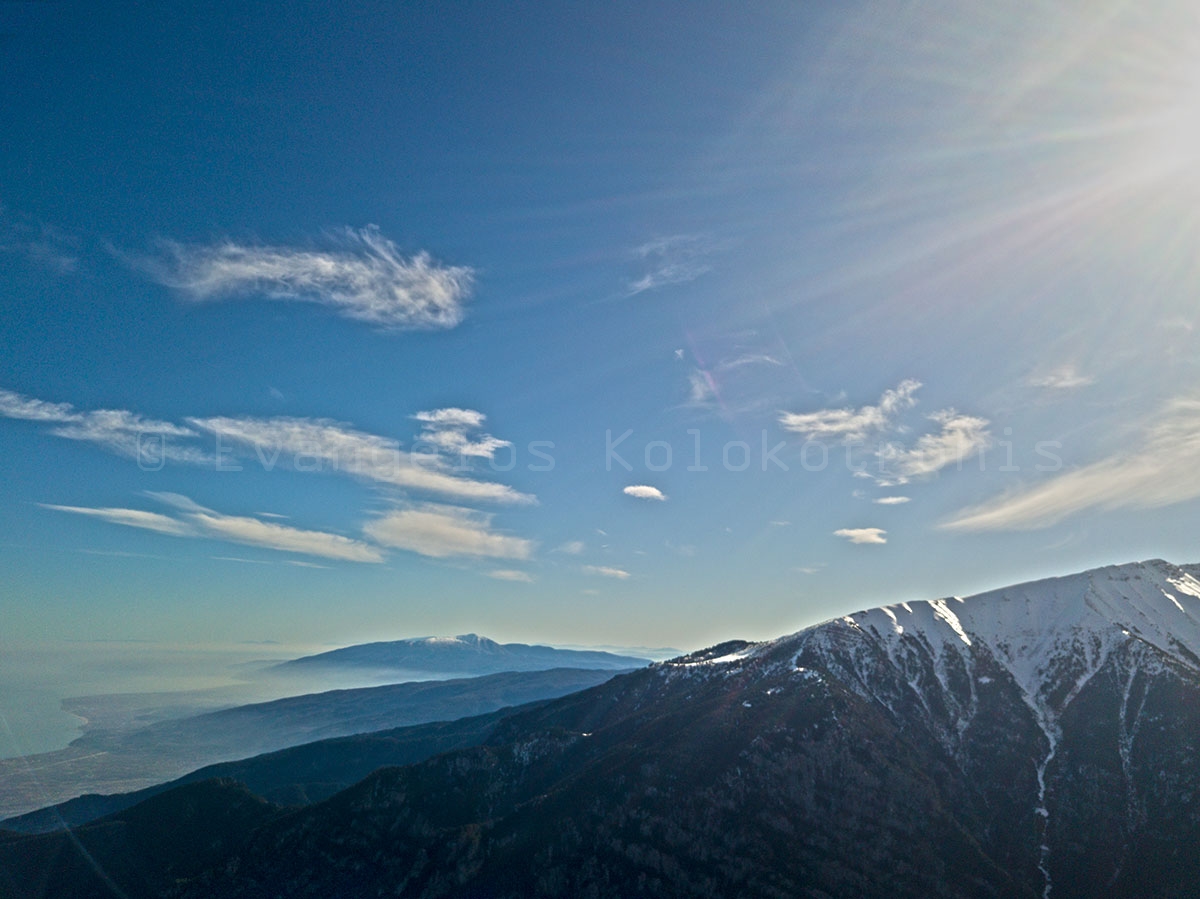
[0,667,630,823]
[4,560,1199,898]
[271,633,652,675]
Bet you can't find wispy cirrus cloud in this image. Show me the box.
[165,502,383,564]
[42,493,384,563]
[38,504,195,537]
[0,210,80,275]
[687,369,717,405]
[833,527,887,545]
[583,564,631,579]
[0,390,81,423]
[487,569,534,582]
[780,380,922,443]
[780,380,990,488]
[626,234,714,296]
[364,503,533,560]
[6,386,537,568]
[876,411,991,484]
[189,415,533,505]
[412,407,511,460]
[873,496,911,505]
[943,397,1200,531]
[0,388,208,464]
[141,225,473,330]
[0,388,531,506]
[1026,363,1095,390]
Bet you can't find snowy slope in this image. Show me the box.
[824,558,1200,711]
[689,559,1200,711]
[663,558,1200,899]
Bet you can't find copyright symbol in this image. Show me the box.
[137,432,166,471]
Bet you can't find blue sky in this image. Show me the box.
[3,0,1200,652]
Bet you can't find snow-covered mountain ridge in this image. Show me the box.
[667,558,1200,747]
[674,559,1200,690]
[828,558,1200,702]
[661,559,1200,899]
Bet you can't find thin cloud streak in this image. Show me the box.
[0,388,208,464]
[190,415,534,505]
[38,504,196,537]
[488,569,534,582]
[834,527,888,545]
[583,565,631,579]
[143,226,473,330]
[365,503,534,560]
[42,494,384,562]
[188,510,383,562]
[1026,364,1095,390]
[943,397,1200,531]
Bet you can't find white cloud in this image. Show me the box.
[187,509,383,562]
[583,564,631,579]
[627,234,713,296]
[189,415,533,504]
[411,408,486,429]
[487,569,534,582]
[211,556,330,569]
[364,504,533,560]
[623,485,667,501]
[412,407,511,460]
[1,388,531,504]
[688,370,716,405]
[0,388,206,464]
[876,411,991,483]
[873,496,911,505]
[1026,364,1095,390]
[42,494,384,562]
[943,397,1200,531]
[780,380,921,442]
[555,540,585,554]
[0,389,78,422]
[834,527,888,545]
[4,388,537,562]
[144,226,473,330]
[38,504,195,537]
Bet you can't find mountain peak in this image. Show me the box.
[275,634,651,675]
[827,558,1200,667]
[663,559,1200,735]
